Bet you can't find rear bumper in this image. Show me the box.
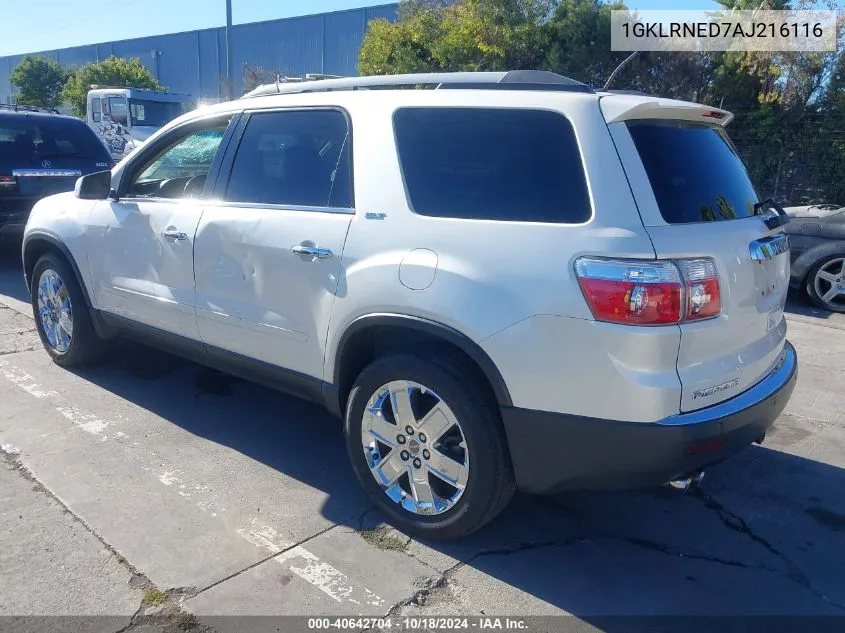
[501,341,797,494]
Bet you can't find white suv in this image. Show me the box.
[22,71,797,539]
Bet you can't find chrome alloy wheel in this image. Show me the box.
[37,269,73,353]
[361,380,469,515]
[814,257,845,311]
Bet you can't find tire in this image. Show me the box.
[805,254,845,313]
[345,353,516,540]
[30,252,106,366]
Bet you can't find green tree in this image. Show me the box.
[10,56,68,109]
[359,0,553,75]
[62,56,164,117]
[543,0,627,87]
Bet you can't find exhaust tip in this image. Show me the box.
[668,470,705,493]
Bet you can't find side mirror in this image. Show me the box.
[74,170,113,200]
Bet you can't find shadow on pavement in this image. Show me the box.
[59,339,845,620]
[1,242,844,620]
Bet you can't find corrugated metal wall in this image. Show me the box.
[0,3,398,104]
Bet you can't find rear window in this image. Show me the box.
[0,116,109,164]
[393,107,591,223]
[627,120,759,224]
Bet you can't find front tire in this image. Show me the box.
[31,253,105,366]
[806,255,845,313]
[345,353,515,540]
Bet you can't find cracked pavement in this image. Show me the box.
[1,242,845,631]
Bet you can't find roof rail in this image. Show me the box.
[603,89,653,97]
[241,70,594,99]
[0,103,60,114]
[305,73,347,81]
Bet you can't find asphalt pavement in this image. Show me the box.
[1,239,844,633]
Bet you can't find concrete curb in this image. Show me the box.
[0,293,32,319]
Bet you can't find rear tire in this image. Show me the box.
[30,253,106,366]
[344,353,515,540]
[805,255,845,313]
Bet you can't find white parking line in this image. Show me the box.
[56,406,118,438]
[236,517,293,552]
[275,546,386,607]
[235,517,385,607]
[0,360,59,398]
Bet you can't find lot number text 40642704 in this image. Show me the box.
[308,617,528,630]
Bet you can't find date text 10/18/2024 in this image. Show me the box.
[308,617,528,630]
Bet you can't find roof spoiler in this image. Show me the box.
[600,94,733,126]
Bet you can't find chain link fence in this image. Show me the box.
[728,108,845,207]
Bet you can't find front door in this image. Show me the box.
[193,108,354,380]
[87,115,233,338]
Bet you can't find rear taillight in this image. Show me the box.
[0,175,16,188]
[677,258,721,320]
[575,257,721,326]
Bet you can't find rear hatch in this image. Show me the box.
[1,114,111,214]
[602,96,790,412]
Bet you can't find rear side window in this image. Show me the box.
[393,108,591,223]
[627,120,759,224]
[225,109,353,209]
[0,117,110,163]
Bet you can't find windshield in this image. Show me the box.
[0,117,110,164]
[129,100,185,128]
[627,120,760,224]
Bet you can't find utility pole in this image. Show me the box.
[225,0,233,95]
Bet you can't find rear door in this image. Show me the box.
[605,100,790,412]
[193,107,354,380]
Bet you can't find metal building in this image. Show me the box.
[0,3,398,105]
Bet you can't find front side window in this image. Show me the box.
[225,109,352,209]
[107,97,128,125]
[627,120,759,224]
[393,107,591,223]
[126,118,230,199]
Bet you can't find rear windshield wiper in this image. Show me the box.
[754,198,790,230]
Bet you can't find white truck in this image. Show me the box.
[86,86,195,161]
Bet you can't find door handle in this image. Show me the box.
[162,230,188,241]
[292,244,333,260]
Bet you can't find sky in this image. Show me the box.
[0,0,721,57]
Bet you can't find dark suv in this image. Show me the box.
[1,105,112,240]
